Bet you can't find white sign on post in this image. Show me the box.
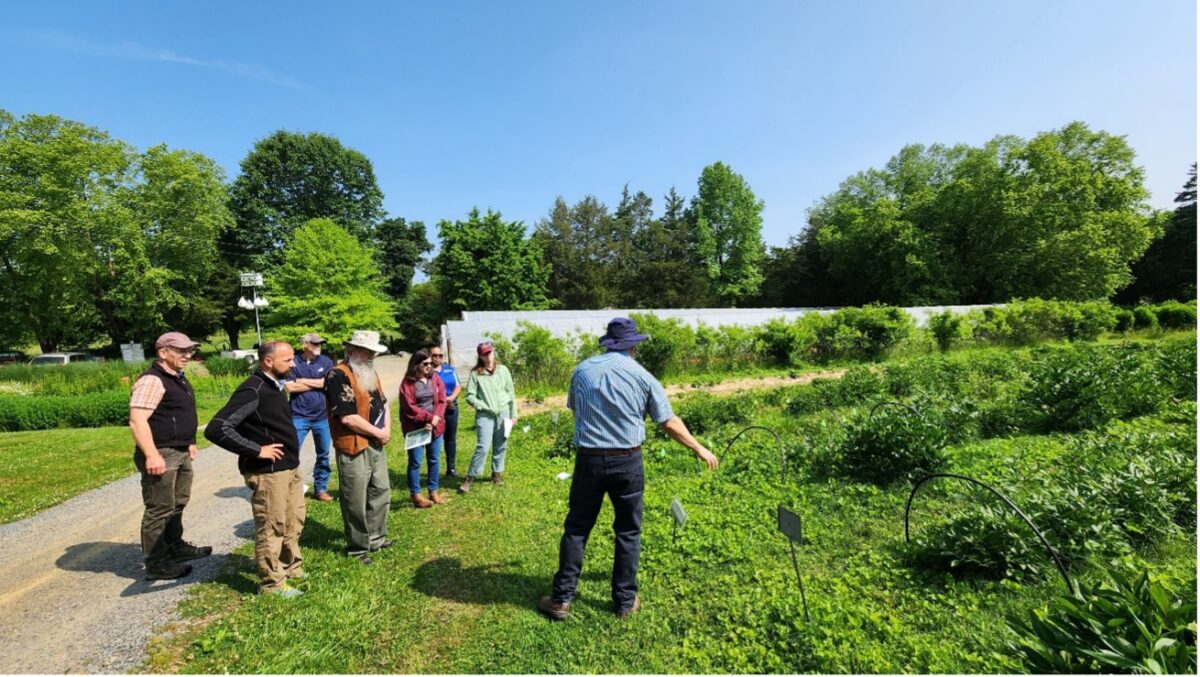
[240,272,263,287]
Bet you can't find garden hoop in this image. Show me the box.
[904,472,1075,593]
[722,425,787,484]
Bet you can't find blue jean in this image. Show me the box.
[292,417,332,493]
[468,413,508,477]
[550,452,644,611]
[443,404,459,476]
[408,434,443,494]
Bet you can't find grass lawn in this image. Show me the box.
[140,342,1196,673]
[0,391,237,525]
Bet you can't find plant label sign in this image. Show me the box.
[777,505,802,544]
[239,272,263,287]
[670,498,687,527]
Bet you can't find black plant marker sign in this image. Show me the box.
[777,505,811,622]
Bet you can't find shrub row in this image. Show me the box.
[0,360,150,396]
[907,424,1196,581]
[0,392,131,431]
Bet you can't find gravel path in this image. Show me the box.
[0,355,409,674]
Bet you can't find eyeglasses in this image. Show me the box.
[430,353,444,358]
[420,361,432,366]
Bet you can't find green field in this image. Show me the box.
[140,335,1197,673]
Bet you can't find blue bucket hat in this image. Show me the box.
[598,317,650,351]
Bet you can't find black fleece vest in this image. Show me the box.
[141,362,198,449]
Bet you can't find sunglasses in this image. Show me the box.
[430,353,444,358]
[420,361,432,366]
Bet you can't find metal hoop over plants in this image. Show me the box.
[904,473,1074,593]
[868,400,921,421]
[722,425,788,484]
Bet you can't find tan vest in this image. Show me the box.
[329,362,386,456]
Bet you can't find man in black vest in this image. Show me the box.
[129,332,212,580]
[205,341,306,597]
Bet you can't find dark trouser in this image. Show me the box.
[135,446,193,567]
[443,404,459,475]
[550,452,644,611]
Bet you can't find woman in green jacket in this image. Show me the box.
[459,341,517,493]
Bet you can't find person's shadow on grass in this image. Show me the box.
[410,557,609,612]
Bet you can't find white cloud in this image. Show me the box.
[37,30,313,93]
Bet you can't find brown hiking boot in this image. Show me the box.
[537,595,570,620]
[458,477,474,494]
[491,472,504,486]
[429,490,446,505]
[411,493,433,508]
[616,595,641,619]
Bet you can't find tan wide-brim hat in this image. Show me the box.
[345,330,388,354]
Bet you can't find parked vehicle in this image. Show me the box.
[29,352,97,366]
[0,351,27,365]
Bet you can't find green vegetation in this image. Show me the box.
[0,426,136,523]
[143,333,1195,673]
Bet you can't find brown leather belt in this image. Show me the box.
[578,446,642,457]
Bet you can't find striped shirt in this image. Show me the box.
[567,351,673,449]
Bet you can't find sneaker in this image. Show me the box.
[457,477,474,494]
[171,541,212,562]
[491,472,504,486]
[446,470,460,480]
[537,595,571,620]
[313,491,334,502]
[375,539,395,550]
[349,551,373,565]
[267,584,303,599]
[616,595,642,619]
[145,559,193,580]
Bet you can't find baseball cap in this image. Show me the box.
[155,332,200,350]
[301,332,327,344]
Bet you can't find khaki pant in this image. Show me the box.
[244,468,306,592]
[135,446,193,567]
[336,443,390,554]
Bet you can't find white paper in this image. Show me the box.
[404,428,432,450]
[503,418,514,438]
[555,472,572,481]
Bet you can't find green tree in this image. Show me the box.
[806,122,1157,304]
[627,187,711,307]
[376,216,432,302]
[222,130,385,348]
[534,194,630,309]
[226,130,385,269]
[433,208,550,312]
[1116,163,1197,303]
[690,162,766,305]
[0,111,230,351]
[265,218,396,349]
[395,282,448,351]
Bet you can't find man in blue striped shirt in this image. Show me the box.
[538,317,718,621]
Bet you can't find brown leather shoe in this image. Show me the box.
[537,595,570,620]
[314,491,334,502]
[428,490,446,505]
[616,595,641,619]
[411,493,433,508]
[491,472,504,486]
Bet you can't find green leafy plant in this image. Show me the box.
[1007,562,1197,674]
[836,404,948,485]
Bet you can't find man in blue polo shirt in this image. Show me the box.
[537,317,719,621]
[285,333,336,502]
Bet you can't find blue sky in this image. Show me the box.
[1,1,1195,248]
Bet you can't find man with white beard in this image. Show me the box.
[324,330,393,564]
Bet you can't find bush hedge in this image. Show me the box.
[0,392,130,431]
